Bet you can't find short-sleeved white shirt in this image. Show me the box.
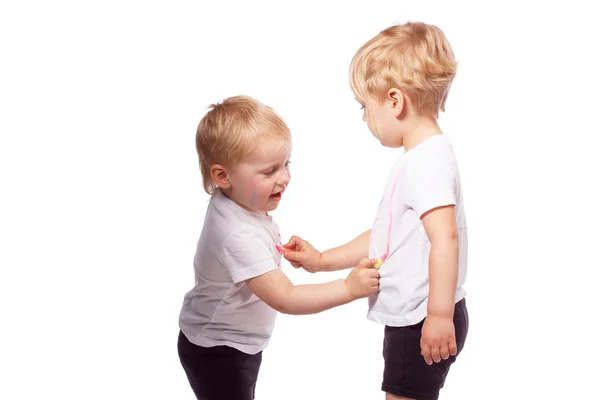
[368,134,468,327]
[179,190,282,354]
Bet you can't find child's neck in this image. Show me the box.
[221,189,269,216]
[402,115,443,152]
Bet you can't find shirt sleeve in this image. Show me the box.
[404,160,456,218]
[220,229,279,284]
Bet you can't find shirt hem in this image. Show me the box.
[180,329,268,355]
[367,290,466,327]
[416,198,457,218]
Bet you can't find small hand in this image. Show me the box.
[345,258,380,299]
[420,315,457,365]
[281,235,323,273]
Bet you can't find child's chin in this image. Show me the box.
[263,201,281,212]
[266,203,280,212]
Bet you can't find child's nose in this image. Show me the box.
[277,169,290,186]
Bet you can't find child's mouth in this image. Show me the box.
[269,192,282,202]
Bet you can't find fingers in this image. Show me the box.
[422,339,455,365]
[420,340,433,366]
[285,254,305,269]
[366,268,380,279]
[421,318,456,366]
[283,251,308,271]
[448,336,458,357]
[282,235,302,250]
[439,342,450,361]
[358,259,380,288]
[357,258,370,268]
[430,342,441,364]
[282,236,308,264]
[282,250,298,262]
[282,236,297,248]
[358,257,378,269]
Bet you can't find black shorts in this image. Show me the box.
[177,330,262,400]
[382,298,469,400]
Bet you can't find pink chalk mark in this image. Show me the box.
[370,170,401,262]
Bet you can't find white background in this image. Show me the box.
[1,1,599,399]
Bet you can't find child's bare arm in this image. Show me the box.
[420,205,459,365]
[321,230,372,271]
[282,229,371,272]
[424,205,459,317]
[246,257,379,315]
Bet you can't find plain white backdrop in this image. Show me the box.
[1,1,599,399]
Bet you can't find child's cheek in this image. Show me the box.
[248,182,259,208]
[257,180,273,198]
[248,179,272,206]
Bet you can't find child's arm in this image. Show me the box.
[282,229,371,273]
[420,205,459,365]
[246,257,379,315]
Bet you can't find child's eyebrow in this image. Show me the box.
[261,157,291,170]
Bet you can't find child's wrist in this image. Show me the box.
[427,304,454,319]
[317,251,329,271]
[342,278,356,300]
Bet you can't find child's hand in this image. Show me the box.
[345,258,380,299]
[282,235,323,272]
[420,315,457,365]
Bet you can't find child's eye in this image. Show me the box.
[361,105,365,111]
[285,161,291,167]
[263,169,275,176]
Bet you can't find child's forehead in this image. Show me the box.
[245,137,291,163]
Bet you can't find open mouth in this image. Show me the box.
[269,191,282,201]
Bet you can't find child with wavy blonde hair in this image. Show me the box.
[284,22,469,400]
[178,95,380,400]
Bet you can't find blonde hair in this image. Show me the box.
[349,21,457,116]
[196,95,291,195]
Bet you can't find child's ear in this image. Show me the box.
[388,88,405,117]
[210,164,231,189]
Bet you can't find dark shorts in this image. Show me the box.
[382,298,469,400]
[177,330,262,400]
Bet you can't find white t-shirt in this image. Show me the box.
[368,134,468,327]
[179,190,282,354]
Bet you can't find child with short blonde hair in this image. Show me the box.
[284,22,469,400]
[178,95,380,400]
